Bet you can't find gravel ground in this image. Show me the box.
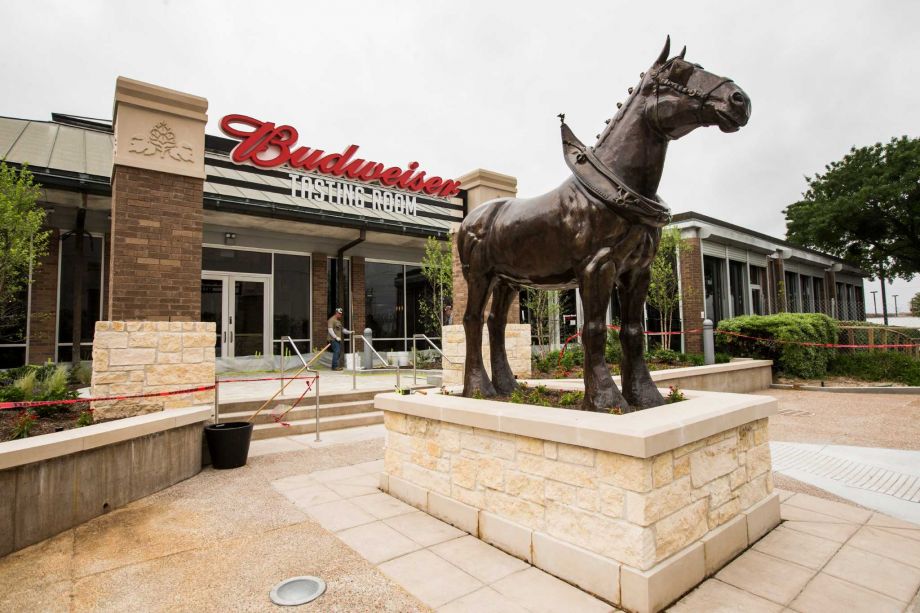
[0,438,428,613]
[760,388,920,450]
[763,387,920,506]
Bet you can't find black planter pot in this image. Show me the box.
[204,421,253,469]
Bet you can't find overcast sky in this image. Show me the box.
[2,0,918,312]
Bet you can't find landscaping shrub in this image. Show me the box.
[828,352,920,386]
[0,364,78,418]
[716,313,838,378]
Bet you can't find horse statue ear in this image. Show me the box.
[654,35,671,67]
[678,46,686,60]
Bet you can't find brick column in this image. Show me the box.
[108,77,207,321]
[311,254,328,350]
[678,233,704,354]
[351,256,366,333]
[27,228,60,363]
[824,268,837,317]
[771,254,787,312]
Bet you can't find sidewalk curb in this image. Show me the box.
[770,383,920,395]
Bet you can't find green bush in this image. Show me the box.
[828,352,920,386]
[605,329,621,363]
[716,313,838,378]
[647,347,680,364]
[0,364,77,418]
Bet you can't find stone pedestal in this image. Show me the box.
[441,324,532,386]
[377,386,780,613]
[91,321,216,418]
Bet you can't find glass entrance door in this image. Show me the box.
[200,273,270,358]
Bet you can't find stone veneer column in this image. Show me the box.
[27,228,60,363]
[91,321,215,418]
[678,231,704,354]
[311,254,328,350]
[108,77,207,321]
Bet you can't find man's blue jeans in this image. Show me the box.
[331,339,342,369]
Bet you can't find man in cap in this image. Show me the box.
[327,308,352,370]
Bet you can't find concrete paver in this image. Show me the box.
[823,545,920,603]
[789,572,905,613]
[715,549,816,605]
[751,525,839,569]
[668,579,782,613]
[378,549,483,608]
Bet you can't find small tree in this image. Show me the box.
[647,228,690,348]
[523,288,563,359]
[419,235,453,335]
[911,292,920,317]
[0,162,49,349]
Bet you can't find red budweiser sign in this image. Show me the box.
[219,114,461,198]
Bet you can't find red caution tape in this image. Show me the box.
[716,329,919,349]
[0,384,216,411]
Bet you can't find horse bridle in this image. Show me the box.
[647,60,734,139]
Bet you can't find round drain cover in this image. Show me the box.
[270,576,326,606]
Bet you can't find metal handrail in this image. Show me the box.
[412,333,456,384]
[350,333,401,390]
[280,335,322,442]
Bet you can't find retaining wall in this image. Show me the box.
[0,407,210,558]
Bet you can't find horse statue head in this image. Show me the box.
[632,36,751,141]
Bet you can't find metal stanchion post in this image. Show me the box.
[213,377,220,425]
[703,319,715,365]
[352,334,357,391]
[280,343,285,394]
[413,336,417,384]
[314,374,321,442]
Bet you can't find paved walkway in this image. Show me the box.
[216,369,424,402]
[276,459,920,612]
[772,442,920,523]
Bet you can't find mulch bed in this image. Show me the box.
[0,403,118,442]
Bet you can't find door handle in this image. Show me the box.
[230,330,234,343]
[222,331,226,343]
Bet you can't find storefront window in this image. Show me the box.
[703,256,725,325]
[327,258,351,330]
[749,265,765,315]
[365,262,404,352]
[0,287,27,368]
[405,265,439,340]
[729,260,746,317]
[785,271,799,312]
[57,235,103,362]
[273,254,311,354]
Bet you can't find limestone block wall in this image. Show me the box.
[441,323,531,385]
[383,412,772,572]
[91,321,216,419]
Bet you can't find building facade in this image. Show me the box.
[0,78,470,368]
[0,78,867,368]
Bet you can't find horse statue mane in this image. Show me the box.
[457,36,751,413]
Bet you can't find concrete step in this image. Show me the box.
[218,388,381,414]
[221,399,374,425]
[251,410,384,440]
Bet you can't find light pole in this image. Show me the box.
[893,295,899,318]
[870,291,878,317]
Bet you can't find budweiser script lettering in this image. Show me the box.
[220,114,461,198]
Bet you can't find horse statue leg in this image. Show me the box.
[618,267,665,410]
[487,282,518,395]
[580,256,630,412]
[462,269,498,397]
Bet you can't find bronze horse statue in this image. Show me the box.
[458,37,751,412]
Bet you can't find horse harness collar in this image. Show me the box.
[559,121,670,228]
